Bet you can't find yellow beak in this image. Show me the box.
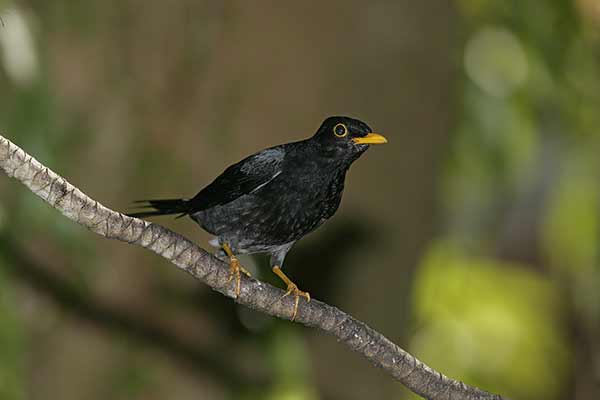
[352,133,388,145]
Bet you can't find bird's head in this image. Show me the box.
[312,116,387,162]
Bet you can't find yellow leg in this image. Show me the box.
[272,266,310,320]
[222,243,251,297]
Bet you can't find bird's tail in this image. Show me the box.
[127,198,190,219]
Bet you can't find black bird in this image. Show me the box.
[129,116,387,319]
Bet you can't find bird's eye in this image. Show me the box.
[333,123,348,138]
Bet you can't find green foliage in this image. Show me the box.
[410,243,569,400]
[242,327,318,400]
[431,1,600,398]
[542,154,599,273]
[0,262,25,400]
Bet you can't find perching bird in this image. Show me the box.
[129,116,386,319]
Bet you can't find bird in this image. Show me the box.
[129,116,387,319]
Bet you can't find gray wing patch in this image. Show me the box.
[189,145,286,211]
[241,148,285,174]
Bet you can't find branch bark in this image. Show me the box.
[0,134,504,400]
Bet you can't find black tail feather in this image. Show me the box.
[127,198,190,218]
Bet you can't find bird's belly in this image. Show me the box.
[192,191,339,250]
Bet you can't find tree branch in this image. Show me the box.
[0,134,504,400]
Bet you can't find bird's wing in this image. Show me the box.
[188,146,286,211]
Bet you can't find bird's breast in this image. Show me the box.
[253,168,346,239]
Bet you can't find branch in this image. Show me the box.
[0,134,504,400]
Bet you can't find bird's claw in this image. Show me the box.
[226,256,251,297]
[282,282,310,321]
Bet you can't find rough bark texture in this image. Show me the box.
[0,134,504,400]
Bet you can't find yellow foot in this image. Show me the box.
[283,282,310,321]
[222,243,251,297]
[272,266,310,320]
[226,256,251,297]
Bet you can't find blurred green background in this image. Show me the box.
[0,1,599,399]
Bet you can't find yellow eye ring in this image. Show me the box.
[333,123,348,138]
